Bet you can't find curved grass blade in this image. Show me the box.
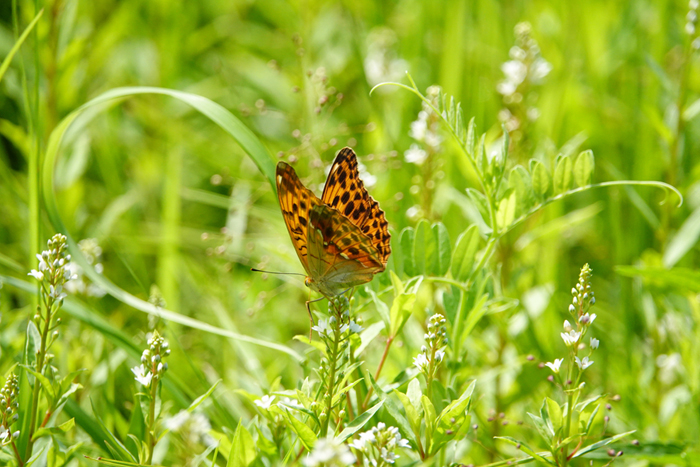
[0,8,43,84]
[40,87,301,362]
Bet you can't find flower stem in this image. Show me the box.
[321,300,342,436]
[25,300,53,460]
[146,380,158,464]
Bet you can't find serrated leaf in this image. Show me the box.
[574,150,595,187]
[553,155,573,194]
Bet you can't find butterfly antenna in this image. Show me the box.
[250,268,306,277]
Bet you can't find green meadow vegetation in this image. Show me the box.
[0,0,699,466]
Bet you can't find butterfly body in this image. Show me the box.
[276,148,391,299]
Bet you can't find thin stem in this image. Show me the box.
[25,299,53,459]
[320,301,342,436]
[146,375,159,463]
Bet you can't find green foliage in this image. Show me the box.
[0,0,698,465]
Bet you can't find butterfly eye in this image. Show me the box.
[304,277,312,287]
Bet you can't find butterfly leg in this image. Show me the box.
[305,296,324,341]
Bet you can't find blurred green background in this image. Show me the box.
[0,0,699,464]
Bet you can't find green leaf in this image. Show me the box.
[528,412,553,444]
[354,321,385,358]
[496,189,516,231]
[466,188,490,226]
[399,228,416,276]
[553,155,573,194]
[366,372,416,444]
[32,418,75,441]
[273,407,317,451]
[573,150,595,187]
[337,400,384,441]
[572,430,635,458]
[389,292,416,337]
[428,223,451,276]
[422,395,437,436]
[394,388,421,434]
[545,397,562,435]
[495,436,557,465]
[508,165,533,215]
[21,364,55,401]
[227,421,256,467]
[615,266,700,292]
[451,225,481,282]
[530,160,551,197]
[0,9,44,84]
[663,206,700,268]
[413,219,431,275]
[188,380,221,412]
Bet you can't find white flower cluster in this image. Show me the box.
[165,410,216,447]
[545,264,599,377]
[131,331,170,388]
[405,86,442,166]
[349,422,410,465]
[0,374,20,446]
[364,28,408,87]
[497,22,552,132]
[28,234,77,304]
[304,437,355,467]
[64,238,106,297]
[312,317,363,338]
[413,313,447,380]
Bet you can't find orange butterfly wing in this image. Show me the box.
[321,148,391,266]
[307,204,384,297]
[276,162,321,274]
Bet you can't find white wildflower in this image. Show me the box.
[312,319,330,338]
[590,337,599,349]
[131,365,153,387]
[545,358,563,373]
[561,330,581,347]
[575,356,594,370]
[404,144,428,165]
[28,270,44,281]
[254,395,276,410]
[304,437,355,467]
[349,321,364,334]
[413,353,429,371]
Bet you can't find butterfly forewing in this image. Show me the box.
[276,162,321,274]
[321,148,391,265]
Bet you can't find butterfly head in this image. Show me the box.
[304,276,313,288]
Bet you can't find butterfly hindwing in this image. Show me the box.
[307,204,384,296]
[321,148,391,265]
[276,162,321,274]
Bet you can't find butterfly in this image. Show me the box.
[276,148,391,312]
